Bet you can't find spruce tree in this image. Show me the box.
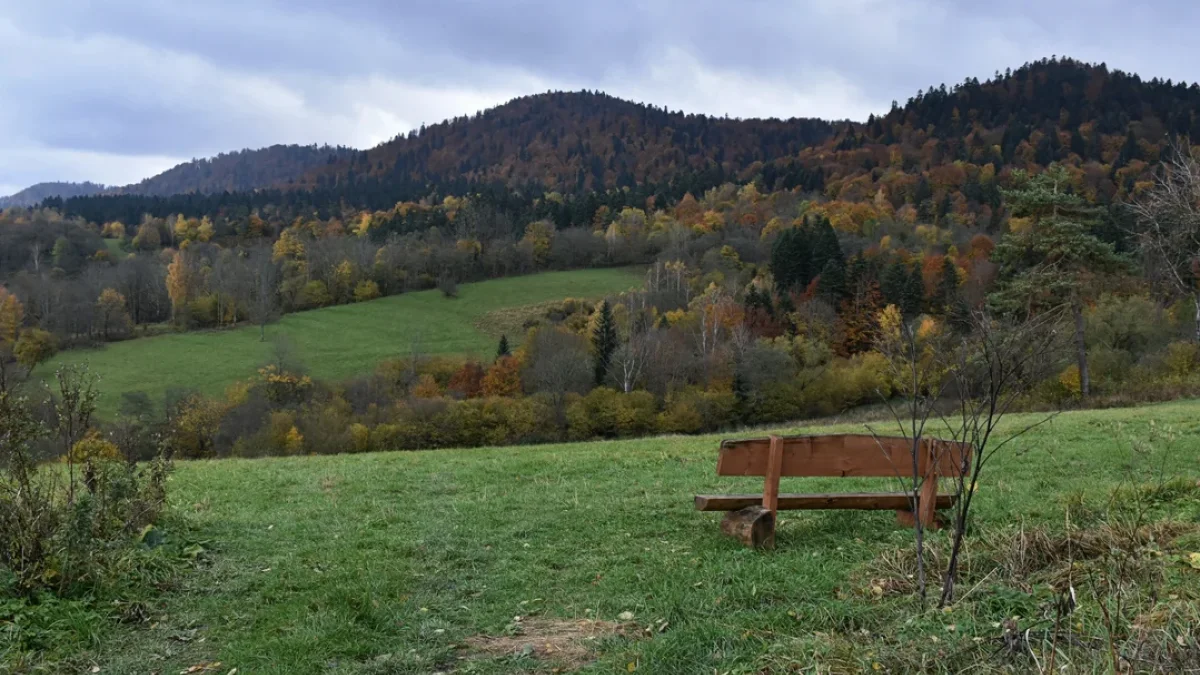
[496,334,510,360]
[990,165,1131,397]
[936,257,961,314]
[881,261,910,309]
[902,265,925,318]
[591,301,618,386]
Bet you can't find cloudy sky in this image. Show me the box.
[1,0,1196,196]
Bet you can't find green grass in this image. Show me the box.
[102,238,126,260]
[53,400,1200,673]
[38,268,642,417]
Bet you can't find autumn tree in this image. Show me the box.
[132,219,162,250]
[481,355,522,397]
[990,165,1131,397]
[1129,138,1200,342]
[14,328,57,371]
[0,288,24,345]
[96,288,131,341]
[447,361,486,399]
[165,249,199,326]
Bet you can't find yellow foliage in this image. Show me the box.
[272,229,306,261]
[697,210,725,233]
[456,238,482,256]
[349,423,371,452]
[1058,365,1082,397]
[283,426,304,454]
[101,221,126,238]
[0,287,25,344]
[68,430,123,464]
[412,373,443,398]
[353,280,381,302]
[521,220,555,266]
[761,216,788,239]
[876,304,904,345]
[1008,216,1033,234]
[352,212,372,237]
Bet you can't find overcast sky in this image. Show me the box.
[1,0,1197,197]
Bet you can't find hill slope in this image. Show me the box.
[0,181,107,207]
[40,268,643,416]
[58,400,1200,673]
[112,144,357,197]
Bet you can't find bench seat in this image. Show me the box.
[694,492,959,512]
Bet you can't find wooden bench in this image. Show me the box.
[694,434,970,548]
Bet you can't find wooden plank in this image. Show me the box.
[694,492,959,512]
[918,469,939,528]
[716,434,970,478]
[761,435,783,513]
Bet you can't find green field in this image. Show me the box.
[39,268,643,417]
[53,400,1200,673]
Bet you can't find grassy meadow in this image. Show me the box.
[33,400,1200,674]
[36,268,643,417]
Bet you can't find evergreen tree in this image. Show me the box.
[591,300,618,386]
[990,165,1131,397]
[810,216,845,273]
[496,334,511,360]
[881,261,910,309]
[816,259,846,302]
[769,227,811,290]
[903,265,925,318]
[936,257,961,314]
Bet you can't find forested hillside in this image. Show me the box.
[0,181,106,208]
[111,144,357,197]
[2,57,1199,455]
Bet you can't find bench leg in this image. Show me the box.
[896,472,944,529]
[761,434,783,514]
[720,507,775,549]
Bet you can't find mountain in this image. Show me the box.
[4,145,356,211]
[0,181,107,208]
[114,144,357,197]
[52,57,1199,237]
[292,90,838,193]
[755,56,1200,234]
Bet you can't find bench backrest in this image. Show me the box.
[716,434,970,479]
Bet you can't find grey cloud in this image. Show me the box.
[0,0,1197,193]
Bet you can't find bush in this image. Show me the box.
[657,387,737,434]
[1,367,172,599]
[568,388,658,439]
[353,280,381,302]
[301,280,333,308]
[1162,340,1200,378]
[14,328,58,370]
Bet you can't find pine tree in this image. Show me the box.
[881,261,910,309]
[591,301,618,386]
[769,227,811,290]
[496,334,511,360]
[902,265,925,318]
[816,259,846,302]
[936,257,961,314]
[990,165,1131,397]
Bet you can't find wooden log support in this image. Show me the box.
[720,506,776,549]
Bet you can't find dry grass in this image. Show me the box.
[461,618,629,671]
